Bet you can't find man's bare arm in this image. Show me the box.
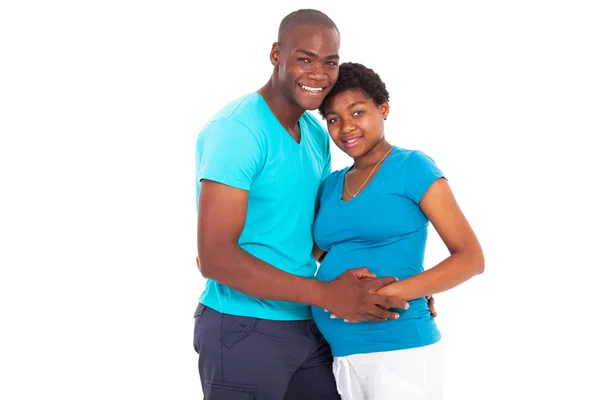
[198,179,408,321]
[198,180,322,304]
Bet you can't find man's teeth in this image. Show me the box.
[300,84,323,92]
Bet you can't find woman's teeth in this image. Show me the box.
[342,137,363,148]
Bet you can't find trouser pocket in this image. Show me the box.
[205,381,255,400]
[219,315,259,348]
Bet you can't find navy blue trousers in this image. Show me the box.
[193,303,340,400]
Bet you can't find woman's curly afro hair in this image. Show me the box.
[318,62,389,118]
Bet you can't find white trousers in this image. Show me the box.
[332,341,444,400]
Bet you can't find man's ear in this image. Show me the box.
[270,42,280,66]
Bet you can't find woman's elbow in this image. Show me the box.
[473,251,485,275]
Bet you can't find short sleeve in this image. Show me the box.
[403,150,445,204]
[195,118,264,191]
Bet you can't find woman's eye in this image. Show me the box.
[353,110,364,116]
[327,117,338,124]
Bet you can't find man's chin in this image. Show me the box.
[298,98,324,111]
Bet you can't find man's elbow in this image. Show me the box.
[197,240,238,279]
[199,264,213,279]
[197,251,218,279]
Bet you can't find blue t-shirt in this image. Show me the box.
[312,147,444,356]
[195,92,331,321]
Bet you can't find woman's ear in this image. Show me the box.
[380,101,390,120]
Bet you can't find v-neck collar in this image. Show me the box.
[256,92,304,147]
[336,147,395,206]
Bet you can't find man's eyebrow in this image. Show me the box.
[296,49,340,60]
[296,49,317,58]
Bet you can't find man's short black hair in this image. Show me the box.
[318,62,390,118]
[278,9,339,46]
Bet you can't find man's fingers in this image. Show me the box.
[367,305,398,321]
[365,276,399,291]
[427,296,437,317]
[348,310,387,323]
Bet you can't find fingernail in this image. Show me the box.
[343,319,349,322]
[394,313,400,319]
[404,303,410,310]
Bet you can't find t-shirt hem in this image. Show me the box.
[331,332,442,357]
[199,296,313,321]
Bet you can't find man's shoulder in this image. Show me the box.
[198,93,269,141]
[207,92,264,124]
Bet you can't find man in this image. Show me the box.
[194,9,416,400]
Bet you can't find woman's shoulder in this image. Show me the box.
[388,147,436,170]
[322,167,348,187]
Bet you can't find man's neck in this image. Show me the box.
[258,81,305,131]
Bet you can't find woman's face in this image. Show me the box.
[322,89,389,158]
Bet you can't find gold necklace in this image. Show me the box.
[344,146,393,198]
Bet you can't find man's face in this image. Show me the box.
[272,24,340,111]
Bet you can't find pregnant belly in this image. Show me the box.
[316,247,422,282]
[311,302,438,356]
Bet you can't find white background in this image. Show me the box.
[1,1,599,399]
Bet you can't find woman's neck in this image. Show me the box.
[352,140,393,171]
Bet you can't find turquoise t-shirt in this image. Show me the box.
[312,147,444,356]
[195,92,331,321]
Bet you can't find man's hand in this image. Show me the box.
[426,295,437,317]
[320,267,409,323]
[329,292,438,319]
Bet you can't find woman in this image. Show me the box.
[312,62,484,400]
